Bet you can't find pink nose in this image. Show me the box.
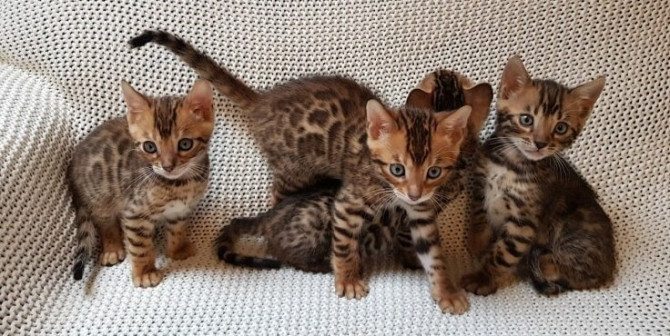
[163,165,174,172]
[408,193,421,201]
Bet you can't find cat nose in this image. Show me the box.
[534,141,548,150]
[408,193,421,201]
[163,165,174,172]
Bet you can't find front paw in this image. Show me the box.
[132,267,164,288]
[461,270,498,296]
[100,249,126,266]
[433,290,469,315]
[335,277,369,300]
[166,240,197,260]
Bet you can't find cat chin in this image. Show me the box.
[520,149,549,161]
[152,166,189,180]
[393,190,433,206]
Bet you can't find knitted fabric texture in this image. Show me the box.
[0,1,668,335]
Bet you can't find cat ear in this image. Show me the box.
[121,80,151,115]
[435,105,471,146]
[405,88,433,110]
[366,100,397,140]
[500,55,531,99]
[571,77,605,116]
[184,79,214,122]
[463,83,493,136]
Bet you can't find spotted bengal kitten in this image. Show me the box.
[215,69,492,276]
[461,56,615,296]
[130,30,492,314]
[69,80,213,287]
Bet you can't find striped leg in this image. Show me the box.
[466,171,492,258]
[165,219,196,260]
[410,217,469,315]
[331,189,373,299]
[122,218,162,288]
[462,217,536,295]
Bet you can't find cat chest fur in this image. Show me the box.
[127,181,206,221]
[482,159,539,228]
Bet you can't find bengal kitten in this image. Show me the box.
[130,30,492,314]
[461,56,615,296]
[215,70,491,276]
[69,80,214,287]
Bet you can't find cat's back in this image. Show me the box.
[253,75,376,123]
[68,117,139,207]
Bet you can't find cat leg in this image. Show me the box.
[165,219,196,260]
[528,237,615,296]
[466,170,491,258]
[462,218,535,296]
[122,217,162,288]
[331,188,373,299]
[395,225,421,270]
[410,218,469,315]
[96,215,126,266]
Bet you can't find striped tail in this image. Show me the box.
[214,217,281,269]
[72,207,97,280]
[129,29,259,109]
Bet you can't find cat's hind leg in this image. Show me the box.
[96,215,126,267]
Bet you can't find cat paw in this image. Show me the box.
[132,268,164,288]
[335,277,369,299]
[434,290,469,315]
[166,241,197,260]
[461,271,498,296]
[100,249,126,266]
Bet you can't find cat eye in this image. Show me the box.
[554,122,569,135]
[142,141,157,154]
[389,164,405,177]
[519,114,534,126]
[427,167,442,179]
[178,138,194,151]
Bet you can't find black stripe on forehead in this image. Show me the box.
[433,70,466,111]
[400,108,431,164]
[534,80,566,117]
[153,96,181,138]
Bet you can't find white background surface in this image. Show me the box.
[0,1,668,335]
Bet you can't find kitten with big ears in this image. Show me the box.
[462,56,615,296]
[69,80,213,287]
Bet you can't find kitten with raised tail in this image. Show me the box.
[130,30,493,314]
[68,79,214,287]
[461,56,615,296]
[214,70,491,276]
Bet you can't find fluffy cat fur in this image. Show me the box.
[130,30,493,314]
[461,56,615,296]
[69,80,214,287]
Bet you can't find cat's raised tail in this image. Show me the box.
[129,30,258,110]
[214,217,282,269]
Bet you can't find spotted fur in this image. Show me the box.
[130,30,494,314]
[461,56,615,296]
[69,80,213,287]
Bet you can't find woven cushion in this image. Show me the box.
[0,1,668,335]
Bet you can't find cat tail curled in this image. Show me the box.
[129,30,259,110]
[72,206,97,280]
[214,217,281,269]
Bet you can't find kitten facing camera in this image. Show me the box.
[462,56,615,296]
[68,80,214,287]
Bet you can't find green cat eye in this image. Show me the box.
[389,164,405,177]
[519,114,534,126]
[178,138,194,151]
[427,166,442,179]
[142,141,157,154]
[554,122,569,135]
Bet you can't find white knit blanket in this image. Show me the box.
[1,1,668,335]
